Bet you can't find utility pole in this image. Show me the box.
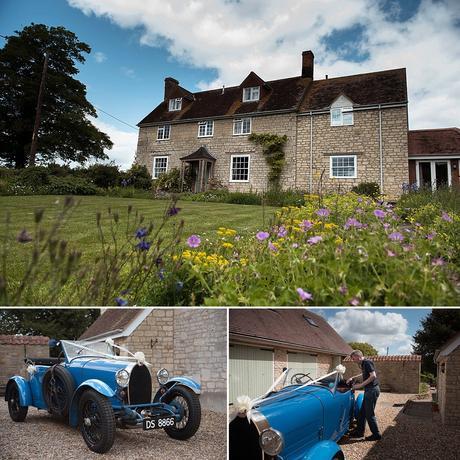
[29,52,48,167]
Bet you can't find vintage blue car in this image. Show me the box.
[229,366,363,460]
[5,339,201,453]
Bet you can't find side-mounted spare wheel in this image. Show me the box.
[163,385,201,440]
[78,389,115,454]
[42,365,75,417]
[7,382,28,422]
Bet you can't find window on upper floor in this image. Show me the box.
[330,107,353,126]
[233,118,251,135]
[230,154,250,182]
[157,125,171,140]
[168,98,182,111]
[198,120,214,137]
[153,156,168,179]
[330,155,357,178]
[242,86,260,102]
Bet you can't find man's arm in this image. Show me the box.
[352,371,376,390]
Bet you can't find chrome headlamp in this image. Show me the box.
[157,368,169,385]
[259,428,284,456]
[115,369,130,388]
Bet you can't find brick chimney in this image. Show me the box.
[164,77,179,100]
[301,51,314,79]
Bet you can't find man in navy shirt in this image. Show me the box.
[347,349,382,441]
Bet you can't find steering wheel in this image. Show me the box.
[290,373,313,384]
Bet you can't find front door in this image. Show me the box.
[417,160,451,190]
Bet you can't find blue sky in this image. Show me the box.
[1,0,459,169]
[314,308,432,355]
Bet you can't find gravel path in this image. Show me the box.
[0,402,226,459]
[339,392,460,460]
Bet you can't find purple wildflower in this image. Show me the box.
[256,231,270,241]
[187,235,201,248]
[115,297,128,306]
[297,288,313,302]
[307,235,323,245]
[301,220,313,231]
[135,227,148,239]
[357,197,363,203]
[316,208,330,218]
[339,284,348,295]
[292,243,299,248]
[136,240,151,251]
[388,232,404,242]
[277,226,287,238]
[167,206,181,216]
[386,249,397,257]
[431,257,446,266]
[426,232,436,240]
[403,244,414,252]
[158,268,165,280]
[373,209,386,219]
[17,229,33,243]
[383,223,391,230]
[268,241,278,252]
[441,211,453,223]
[344,218,363,229]
[349,297,360,306]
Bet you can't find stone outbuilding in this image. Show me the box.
[0,335,49,395]
[435,331,460,426]
[343,355,421,393]
[79,308,227,412]
[229,309,352,404]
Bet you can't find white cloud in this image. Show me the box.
[90,117,138,170]
[68,0,460,129]
[328,309,413,355]
[121,66,136,78]
[93,51,107,63]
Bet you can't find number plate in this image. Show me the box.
[143,416,176,430]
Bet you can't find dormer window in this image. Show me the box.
[330,107,353,126]
[169,98,182,111]
[243,86,260,102]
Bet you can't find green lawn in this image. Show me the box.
[0,195,277,291]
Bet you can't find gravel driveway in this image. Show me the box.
[340,392,460,460]
[0,402,226,459]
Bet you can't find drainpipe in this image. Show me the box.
[309,112,313,194]
[378,104,384,194]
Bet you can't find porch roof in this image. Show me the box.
[180,146,216,162]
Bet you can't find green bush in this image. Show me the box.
[421,372,435,386]
[123,165,152,190]
[85,163,121,188]
[44,176,99,195]
[153,168,182,193]
[397,186,460,216]
[264,189,306,207]
[419,382,430,394]
[19,166,51,187]
[351,182,380,199]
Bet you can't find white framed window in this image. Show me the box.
[168,98,182,111]
[330,155,357,178]
[198,120,214,137]
[153,156,168,179]
[230,154,250,182]
[242,86,260,102]
[233,118,251,135]
[330,107,353,126]
[157,125,171,140]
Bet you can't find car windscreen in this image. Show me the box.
[61,340,117,360]
[280,368,338,390]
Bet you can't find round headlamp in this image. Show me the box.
[259,428,284,456]
[157,368,169,385]
[116,369,130,388]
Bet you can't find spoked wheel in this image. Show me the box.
[78,389,115,453]
[163,385,201,440]
[42,366,75,417]
[7,383,28,422]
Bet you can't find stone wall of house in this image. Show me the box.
[135,113,298,192]
[344,359,420,394]
[438,347,460,426]
[296,106,408,199]
[0,344,49,395]
[117,309,226,412]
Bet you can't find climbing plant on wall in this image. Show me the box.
[249,133,288,189]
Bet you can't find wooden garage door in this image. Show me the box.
[287,352,317,379]
[229,344,273,404]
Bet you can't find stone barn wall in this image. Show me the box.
[437,346,460,426]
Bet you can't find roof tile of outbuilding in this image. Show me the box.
[408,128,460,156]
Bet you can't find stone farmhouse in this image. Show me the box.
[135,50,410,198]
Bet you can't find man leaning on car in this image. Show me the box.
[347,350,382,441]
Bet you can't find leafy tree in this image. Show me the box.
[0,23,112,168]
[413,309,460,375]
[348,341,379,356]
[0,309,100,339]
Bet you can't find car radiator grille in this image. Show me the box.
[229,417,274,460]
[128,364,152,405]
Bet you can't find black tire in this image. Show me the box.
[7,383,28,422]
[42,365,75,417]
[78,389,115,454]
[163,385,201,440]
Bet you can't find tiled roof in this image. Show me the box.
[408,128,460,156]
[0,335,49,345]
[138,67,407,126]
[343,355,421,362]
[79,309,143,340]
[180,146,216,161]
[229,309,352,355]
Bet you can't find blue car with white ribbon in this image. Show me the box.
[229,365,363,460]
[5,339,201,453]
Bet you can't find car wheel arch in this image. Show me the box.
[5,377,32,407]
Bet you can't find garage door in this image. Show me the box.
[287,352,317,380]
[229,344,273,404]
